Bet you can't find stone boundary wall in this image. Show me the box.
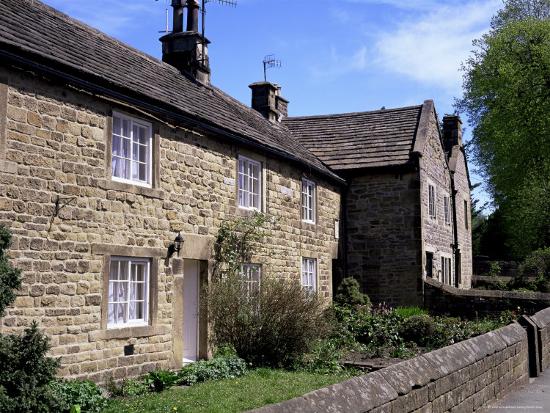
[423,277,550,317]
[531,307,550,371]
[251,323,528,413]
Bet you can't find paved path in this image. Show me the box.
[486,372,550,412]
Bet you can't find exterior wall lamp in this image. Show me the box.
[168,232,184,258]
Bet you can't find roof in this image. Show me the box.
[0,0,342,183]
[283,105,424,171]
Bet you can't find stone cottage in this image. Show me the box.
[285,104,473,305]
[0,0,471,380]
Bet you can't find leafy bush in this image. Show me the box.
[335,277,370,307]
[399,315,436,347]
[106,378,149,398]
[0,323,61,413]
[296,338,345,374]
[144,370,179,393]
[177,354,247,386]
[394,306,428,318]
[509,248,550,291]
[0,226,21,317]
[50,379,107,413]
[207,274,329,367]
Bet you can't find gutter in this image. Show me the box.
[0,46,346,186]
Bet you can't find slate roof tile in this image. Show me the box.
[0,0,340,181]
[283,106,423,170]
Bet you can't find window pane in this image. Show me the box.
[122,119,130,138]
[118,260,129,280]
[113,116,121,136]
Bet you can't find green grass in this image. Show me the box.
[102,368,354,413]
[394,306,428,318]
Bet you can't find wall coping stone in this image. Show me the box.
[531,307,550,329]
[378,356,435,395]
[494,322,528,347]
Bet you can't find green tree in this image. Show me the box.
[456,5,550,258]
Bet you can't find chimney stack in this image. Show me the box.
[442,115,463,154]
[249,82,288,122]
[160,0,211,84]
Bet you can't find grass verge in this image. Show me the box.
[102,368,354,413]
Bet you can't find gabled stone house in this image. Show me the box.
[285,103,473,306]
[0,0,471,381]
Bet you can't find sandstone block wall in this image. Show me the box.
[531,307,550,370]
[419,114,456,286]
[252,323,529,413]
[0,66,341,382]
[344,171,422,306]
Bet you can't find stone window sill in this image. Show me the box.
[90,325,169,341]
[104,180,164,200]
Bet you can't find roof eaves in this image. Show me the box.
[0,43,345,186]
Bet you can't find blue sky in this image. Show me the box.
[43,0,502,206]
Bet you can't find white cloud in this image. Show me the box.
[373,0,500,93]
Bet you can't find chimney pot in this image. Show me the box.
[249,82,288,122]
[186,0,199,32]
[442,115,463,154]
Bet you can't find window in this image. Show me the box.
[238,156,262,210]
[112,113,152,186]
[301,258,317,293]
[444,196,451,225]
[301,179,316,223]
[426,252,434,278]
[464,200,469,230]
[441,256,453,286]
[108,257,150,328]
[428,183,436,219]
[240,264,261,296]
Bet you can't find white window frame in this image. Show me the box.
[301,258,317,293]
[111,112,153,188]
[108,257,150,329]
[444,195,451,225]
[441,255,453,286]
[237,156,262,211]
[240,264,261,296]
[428,182,437,220]
[301,178,316,224]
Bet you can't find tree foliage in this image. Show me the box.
[457,3,550,258]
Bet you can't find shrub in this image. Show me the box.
[296,338,345,374]
[0,226,21,317]
[177,354,247,386]
[394,306,428,318]
[335,277,370,307]
[207,274,329,367]
[399,315,436,347]
[144,370,179,393]
[50,379,107,413]
[106,378,149,398]
[0,323,61,413]
[510,248,550,292]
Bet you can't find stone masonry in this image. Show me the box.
[0,66,340,382]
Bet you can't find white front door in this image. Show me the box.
[183,259,199,363]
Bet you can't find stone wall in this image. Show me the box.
[418,112,457,287]
[0,65,341,382]
[530,307,550,370]
[252,322,529,413]
[344,170,422,306]
[424,277,550,317]
[452,147,473,288]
